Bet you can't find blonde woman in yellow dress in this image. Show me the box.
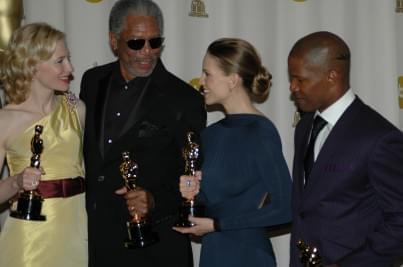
[0,23,87,267]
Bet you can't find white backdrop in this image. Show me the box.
[1,0,401,266]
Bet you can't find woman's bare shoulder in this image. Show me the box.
[0,105,39,145]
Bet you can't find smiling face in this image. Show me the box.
[110,15,162,81]
[33,40,73,93]
[199,53,233,107]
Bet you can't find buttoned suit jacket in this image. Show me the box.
[80,60,206,267]
[290,97,403,267]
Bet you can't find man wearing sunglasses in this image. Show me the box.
[80,1,206,267]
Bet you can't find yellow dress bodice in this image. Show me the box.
[0,94,88,267]
[6,95,84,179]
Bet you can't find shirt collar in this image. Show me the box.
[316,88,355,127]
[111,61,126,87]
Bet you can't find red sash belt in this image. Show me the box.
[37,177,85,199]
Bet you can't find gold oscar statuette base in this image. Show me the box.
[9,191,45,221]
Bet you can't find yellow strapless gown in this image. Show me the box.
[0,95,88,267]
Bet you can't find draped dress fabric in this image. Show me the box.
[199,114,292,267]
[0,95,88,267]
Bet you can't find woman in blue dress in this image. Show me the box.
[173,38,292,267]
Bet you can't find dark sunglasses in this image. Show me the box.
[126,37,164,50]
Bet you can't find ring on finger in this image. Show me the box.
[186,179,192,187]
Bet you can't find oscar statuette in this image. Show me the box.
[189,0,208,17]
[175,131,204,227]
[0,0,24,107]
[120,151,158,249]
[0,0,23,51]
[10,125,46,221]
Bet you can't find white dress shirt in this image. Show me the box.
[313,89,356,160]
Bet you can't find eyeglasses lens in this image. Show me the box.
[127,37,164,50]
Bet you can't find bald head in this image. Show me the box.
[289,31,350,86]
[287,31,352,112]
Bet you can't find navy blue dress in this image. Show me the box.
[198,114,292,267]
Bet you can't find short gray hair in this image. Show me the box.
[109,0,164,37]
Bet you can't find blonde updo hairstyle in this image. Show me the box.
[0,23,65,104]
[207,38,272,101]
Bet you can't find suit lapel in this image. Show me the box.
[293,113,314,209]
[302,98,363,204]
[94,74,113,159]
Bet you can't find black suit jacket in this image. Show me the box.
[80,60,206,267]
[290,98,403,267]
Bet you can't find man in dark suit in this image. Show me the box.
[79,1,206,266]
[288,31,403,267]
